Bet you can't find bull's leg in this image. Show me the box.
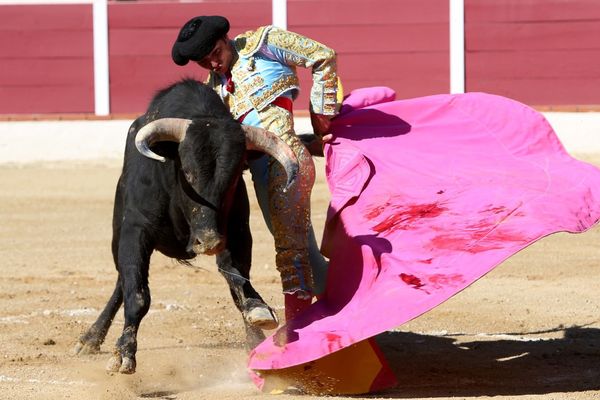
[218,180,277,347]
[217,250,272,348]
[73,278,123,355]
[106,226,153,374]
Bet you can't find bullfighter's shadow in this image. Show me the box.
[370,325,600,398]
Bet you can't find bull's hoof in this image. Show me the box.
[106,353,122,373]
[119,357,136,374]
[72,340,101,356]
[244,302,279,330]
[106,352,136,374]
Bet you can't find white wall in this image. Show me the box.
[0,113,598,164]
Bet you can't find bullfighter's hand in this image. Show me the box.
[321,133,333,143]
[310,111,332,137]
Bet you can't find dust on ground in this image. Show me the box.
[1,156,599,399]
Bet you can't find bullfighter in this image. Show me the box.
[171,15,340,320]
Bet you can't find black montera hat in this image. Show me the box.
[171,16,230,66]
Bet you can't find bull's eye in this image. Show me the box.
[183,170,195,183]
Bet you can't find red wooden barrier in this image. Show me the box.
[1,0,599,115]
[465,0,600,106]
[108,0,271,114]
[287,0,450,108]
[0,5,94,114]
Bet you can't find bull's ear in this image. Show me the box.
[241,125,301,190]
[146,142,180,161]
[135,118,192,162]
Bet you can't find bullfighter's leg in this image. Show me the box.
[106,226,152,374]
[73,278,123,355]
[249,154,329,296]
[260,104,316,320]
[217,180,277,346]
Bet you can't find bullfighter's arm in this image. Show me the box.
[263,27,339,116]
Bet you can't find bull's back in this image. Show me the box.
[149,79,231,120]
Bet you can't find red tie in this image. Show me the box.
[225,72,234,94]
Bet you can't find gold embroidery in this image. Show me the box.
[249,75,299,110]
[267,28,330,64]
[235,26,271,57]
[266,28,338,115]
[246,57,255,71]
[207,26,338,118]
[226,64,300,119]
[231,65,258,82]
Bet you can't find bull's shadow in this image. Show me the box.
[371,325,600,398]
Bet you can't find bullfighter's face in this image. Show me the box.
[196,37,234,75]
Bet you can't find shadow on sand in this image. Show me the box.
[372,325,600,398]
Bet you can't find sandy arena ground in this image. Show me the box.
[1,154,600,400]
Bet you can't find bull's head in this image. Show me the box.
[134,117,300,255]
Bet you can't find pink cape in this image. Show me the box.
[249,89,600,372]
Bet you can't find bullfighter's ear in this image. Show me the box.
[135,118,192,162]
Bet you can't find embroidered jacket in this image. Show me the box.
[205,26,339,120]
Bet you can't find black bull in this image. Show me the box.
[73,79,305,374]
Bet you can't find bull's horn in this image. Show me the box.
[242,125,300,190]
[135,118,192,162]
